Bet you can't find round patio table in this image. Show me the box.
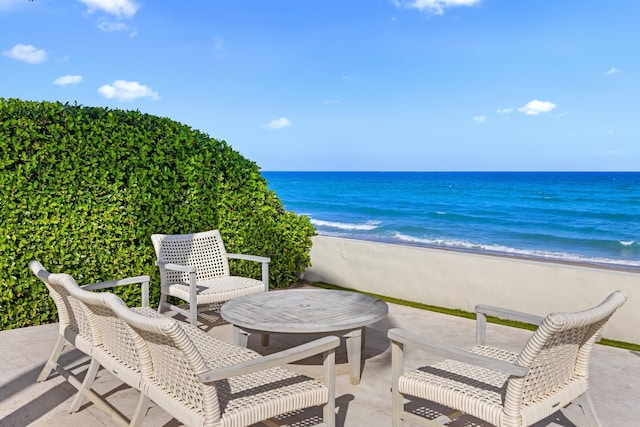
[220,288,389,384]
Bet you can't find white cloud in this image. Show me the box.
[265,117,292,130]
[53,75,83,86]
[518,99,556,115]
[3,43,47,64]
[605,67,620,75]
[497,107,513,114]
[98,80,160,101]
[98,17,136,35]
[393,0,481,15]
[473,115,486,124]
[77,0,139,18]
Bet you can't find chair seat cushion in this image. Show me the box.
[219,366,328,427]
[144,327,328,427]
[398,344,589,426]
[165,276,265,304]
[398,345,518,426]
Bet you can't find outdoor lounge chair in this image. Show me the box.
[388,290,627,427]
[29,260,156,425]
[107,291,339,427]
[152,229,270,326]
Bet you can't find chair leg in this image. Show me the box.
[37,334,67,382]
[68,358,101,413]
[390,340,404,427]
[129,393,153,427]
[189,272,198,326]
[574,391,604,427]
[323,348,336,427]
[189,304,198,326]
[157,293,167,313]
[261,333,270,346]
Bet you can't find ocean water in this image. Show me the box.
[262,172,640,269]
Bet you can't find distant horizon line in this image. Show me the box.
[261,170,640,173]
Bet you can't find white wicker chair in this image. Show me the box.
[151,230,270,325]
[388,291,627,427]
[108,294,339,427]
[29,260,156,426]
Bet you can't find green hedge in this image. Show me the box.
[0,98,316,330]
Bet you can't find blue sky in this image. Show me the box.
[2,0,639,171]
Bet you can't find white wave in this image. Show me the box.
[390,232,640,267]
[620,240,636,246]
[311,219,381,231]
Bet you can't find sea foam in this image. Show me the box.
[311,219,380,231]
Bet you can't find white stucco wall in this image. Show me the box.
[304,236,640,344]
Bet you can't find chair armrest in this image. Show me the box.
[81,276,151,307]
[388,328,528,377]
[226,253,271,289]
[476,304,545,325]
[475,304,545,345]
[156,261,197,273]
[227,253,271,263]
[198,336,339,383]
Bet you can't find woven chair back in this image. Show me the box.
[506,291,627,413]
[30,263,98,349]
[66,282,146,374]
[108,300,222,423]
[152,230,230,287]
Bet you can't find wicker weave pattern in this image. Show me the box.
[152,230,268,326]
[156,230,230,285]
[41,280,72,332]
[219,367,327,427]
[516,328,584,404]
[166,277,265,304]
[30,261,160,425]
[180,323,257,365]
[399,345,516,426]
[391,291,627,427]
[141,322,217,419]
[30,267,95,355]
[53,278,99,351]
[62,280,157,392]
[43,279,95,352]
[110,300,335,427]
[86,300,162,373]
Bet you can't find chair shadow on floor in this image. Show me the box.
[268,394,355,427]
[0,349,135,427]
[402,396,581,427]
[167,304,229,332]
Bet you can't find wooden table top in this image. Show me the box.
[220,289,389,333]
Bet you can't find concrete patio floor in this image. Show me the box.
[1,300,639,427]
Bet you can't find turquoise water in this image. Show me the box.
[262,172,640,269]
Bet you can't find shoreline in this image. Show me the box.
[316,233,640,274]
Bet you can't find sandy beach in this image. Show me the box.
[304,236,640,345]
